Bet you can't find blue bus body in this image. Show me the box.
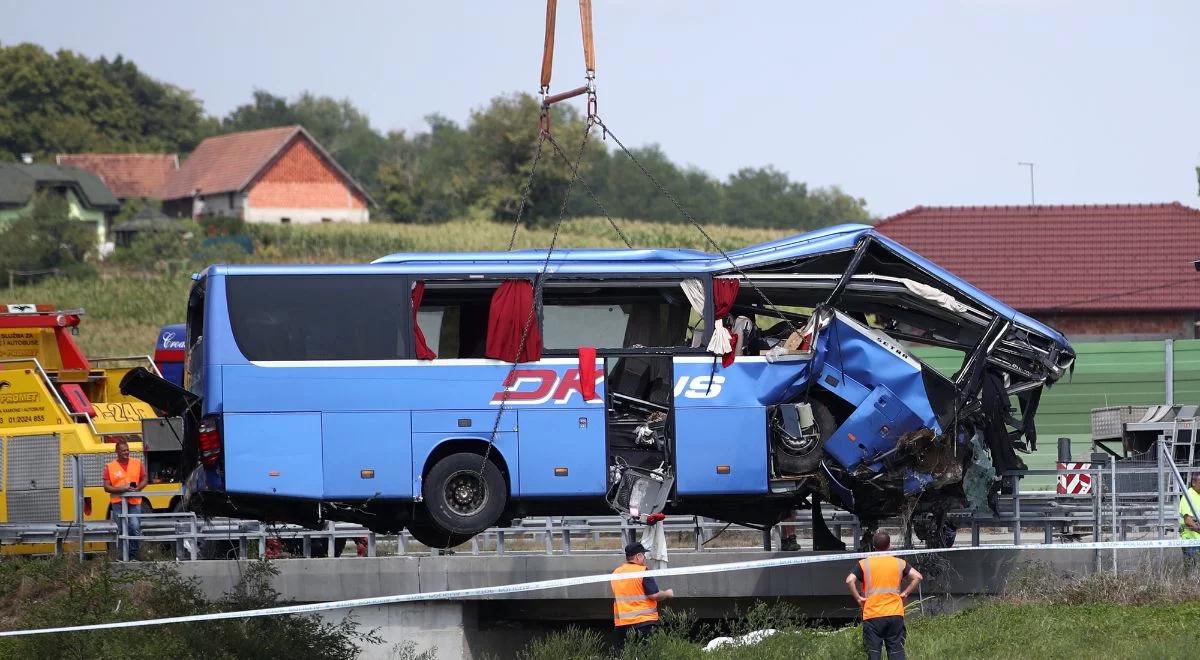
[165,225,1074,548]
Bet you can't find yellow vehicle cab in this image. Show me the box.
[0,304,179,553]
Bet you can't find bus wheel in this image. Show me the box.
[406,521,472,549]
[423,452,506,538]
[774,398,837,474]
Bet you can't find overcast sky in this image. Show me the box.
[2,0,1197,217]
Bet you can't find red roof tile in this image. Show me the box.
[55,153,178,199]
[160,126,301,200]
[875,203,1200,312]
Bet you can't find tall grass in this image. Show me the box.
[5,217,793,355]
[517,564,1200,659]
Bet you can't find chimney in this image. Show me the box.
[20,153,33,164]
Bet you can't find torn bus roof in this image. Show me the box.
[366,223,1067,350]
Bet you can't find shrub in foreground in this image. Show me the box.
[0,558,379,659]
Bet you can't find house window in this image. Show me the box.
[228,192,235,208]
[280,217,291,224]
[321,217,332,223]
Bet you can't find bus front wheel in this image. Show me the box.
[422,452,506,539]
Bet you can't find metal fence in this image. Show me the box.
[2,445,1194,561]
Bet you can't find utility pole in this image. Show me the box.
[1018,162,1036,205]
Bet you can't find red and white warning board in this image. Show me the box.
[1057,462,1093,494]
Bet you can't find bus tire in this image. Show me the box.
[422,452,506,538]
[785,398,838,474]
[406,521,472,549]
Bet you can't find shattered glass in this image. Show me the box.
[963,431,997,512]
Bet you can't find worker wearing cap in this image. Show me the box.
[1180,473,1200,561]
[845,531,922,660]
[611,541,674,652]
[103,438,148,560]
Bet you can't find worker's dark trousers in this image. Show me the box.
[613,621,657,655]
[863,615,906,660]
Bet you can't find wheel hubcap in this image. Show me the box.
[443,470,488,517]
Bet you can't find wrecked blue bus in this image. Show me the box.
[123,224,1074,549]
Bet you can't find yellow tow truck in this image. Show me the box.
[0,304,179,553]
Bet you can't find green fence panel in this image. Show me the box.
[1172,339,1200,403]
[913,340,1170,489]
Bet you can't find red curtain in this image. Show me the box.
[485,279,543,363]
[713,278,741,367]
[411,281,436,360]
[578,346,598,400]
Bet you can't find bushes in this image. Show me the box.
[0,193,96,280]
[0,558,379,659]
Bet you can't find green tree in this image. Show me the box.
[465,92,603,226]
[376,115,474,222]
[0,42,210,159]
[0,193,95,280]
[721,166,811,229]
[221,90,387,190]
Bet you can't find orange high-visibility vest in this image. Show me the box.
[859,555,907,620]
[611,562,659,627]
[104,458,145,506]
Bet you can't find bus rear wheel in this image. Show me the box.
[406,520,472,549]
[422,451,506,540]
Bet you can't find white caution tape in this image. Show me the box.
[1,538,1197,637]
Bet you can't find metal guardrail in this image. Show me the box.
[1,452,1192,561]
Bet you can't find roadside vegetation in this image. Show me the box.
[7,216,790,357]
[517,562,1200,660]
[0,557,379,659]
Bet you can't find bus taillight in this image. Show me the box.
[197,416,222,468]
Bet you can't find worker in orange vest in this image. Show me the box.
[611,541,674,653]
[845,531,923,660]
[103,439,148,560]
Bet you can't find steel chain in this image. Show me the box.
[591,114,802,336]
[455,122,596,549]
[543,129,633,249]
[507,129,549,251]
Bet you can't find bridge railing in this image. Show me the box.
[2,453,1188,560]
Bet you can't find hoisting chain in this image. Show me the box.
[506,131,548,251]
[459,121,595,550]
[591,114,805,337]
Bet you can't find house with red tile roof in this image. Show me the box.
[60,125,372,225]
[159,125,371,224]
[875,203,1200,341]
[54,153,178,200]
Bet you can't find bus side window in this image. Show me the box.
[540,280,694,351]
[414,282,495,359]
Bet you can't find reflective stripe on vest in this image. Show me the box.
[105,458,145,506]
[859,555,906,620]
[611,563,659,627]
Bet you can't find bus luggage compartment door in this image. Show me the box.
[823,385,924,471]
[322,412,412,499]
[674,407,767,495]
[519,408,605,497]
[224,413,323,498]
